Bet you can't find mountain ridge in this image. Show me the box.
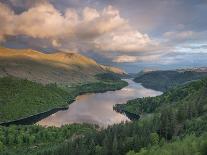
[134,70,207,91]
[0,47,125,84]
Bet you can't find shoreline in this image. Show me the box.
[0,107,69,126]
[0,80,128,126]
[113,106,140,121]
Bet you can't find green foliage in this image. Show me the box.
[115,78,207,117]
[150,133,159,146]
[13,78,204,155]
[0,141,3,151]
[0,124,95,154]
[1,75,207,155]
[134,70,207,91]
[0,76,69,122]
[77,80,127,94]
[95,73,121,81]
[127,133,207,155]
[0,76,127,122]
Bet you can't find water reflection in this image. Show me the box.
[37,79,162,127]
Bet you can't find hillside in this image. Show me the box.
[0,47,124,84]
[134,70,207,91]
[1,76,206,155]
[112,77,207,155]
[115,77,207,117]
[0,75,127,123]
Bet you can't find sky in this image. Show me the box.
[0,0,207,73]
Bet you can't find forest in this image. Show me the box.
[1,76,207,154]
[0,0,206,154]
[134,70,207,91]
[0,74,127,123]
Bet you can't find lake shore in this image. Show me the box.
[0,79,128,126]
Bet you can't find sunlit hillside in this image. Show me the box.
[0,47,124,84]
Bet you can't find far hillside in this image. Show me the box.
[134,69,207,91]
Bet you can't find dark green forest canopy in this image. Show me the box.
[0,75,127,122]
[1,76,207,155]
[134,70,207,91]
[115,77,207,116]
[0,124,96,154]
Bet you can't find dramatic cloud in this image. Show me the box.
[0,2,66,40]
[1,0,207,72]
[0,2,158,53]
[94,30,157,52]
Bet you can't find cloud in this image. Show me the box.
[0,2,67,40]
[0,2,158,53]
[113,55,137,63]
[163,30,207,44]
[94,29,157,52]
[186,44,207,50]
[113,54,161,63]
[164,31,194,40]
[162,30,207,54]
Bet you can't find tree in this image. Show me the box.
[102,135,110,155]
[0,141,4,151]
[201,140,207,155]
[160,107,176,139]
[112,135,118,155]
[150,133,159,146]
[126,150,136,155]
[95,145,103,155]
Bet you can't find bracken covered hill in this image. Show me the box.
[0,47,124,84]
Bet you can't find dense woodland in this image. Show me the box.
[0,74,127,122]
[0,75,207,154]
[0,124,96,154]
[134,70,207,91]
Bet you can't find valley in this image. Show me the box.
[0,48,207,155]
[37,79,161,127]
[0,47,124,84]
[0,1,207,154]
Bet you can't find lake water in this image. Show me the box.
[37,79,162,127]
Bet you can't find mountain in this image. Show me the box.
[134,70,207,91]
[0,47,125,85]
[177,67,207,72]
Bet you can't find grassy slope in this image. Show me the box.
[0,47,124,85]
[134,70,207,91]
[0,74,127,123]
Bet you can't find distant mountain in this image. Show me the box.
[177,67,207,73]
[0,47,125,85]
[134,69,207,91]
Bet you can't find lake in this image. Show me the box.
[37,79,162,127]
